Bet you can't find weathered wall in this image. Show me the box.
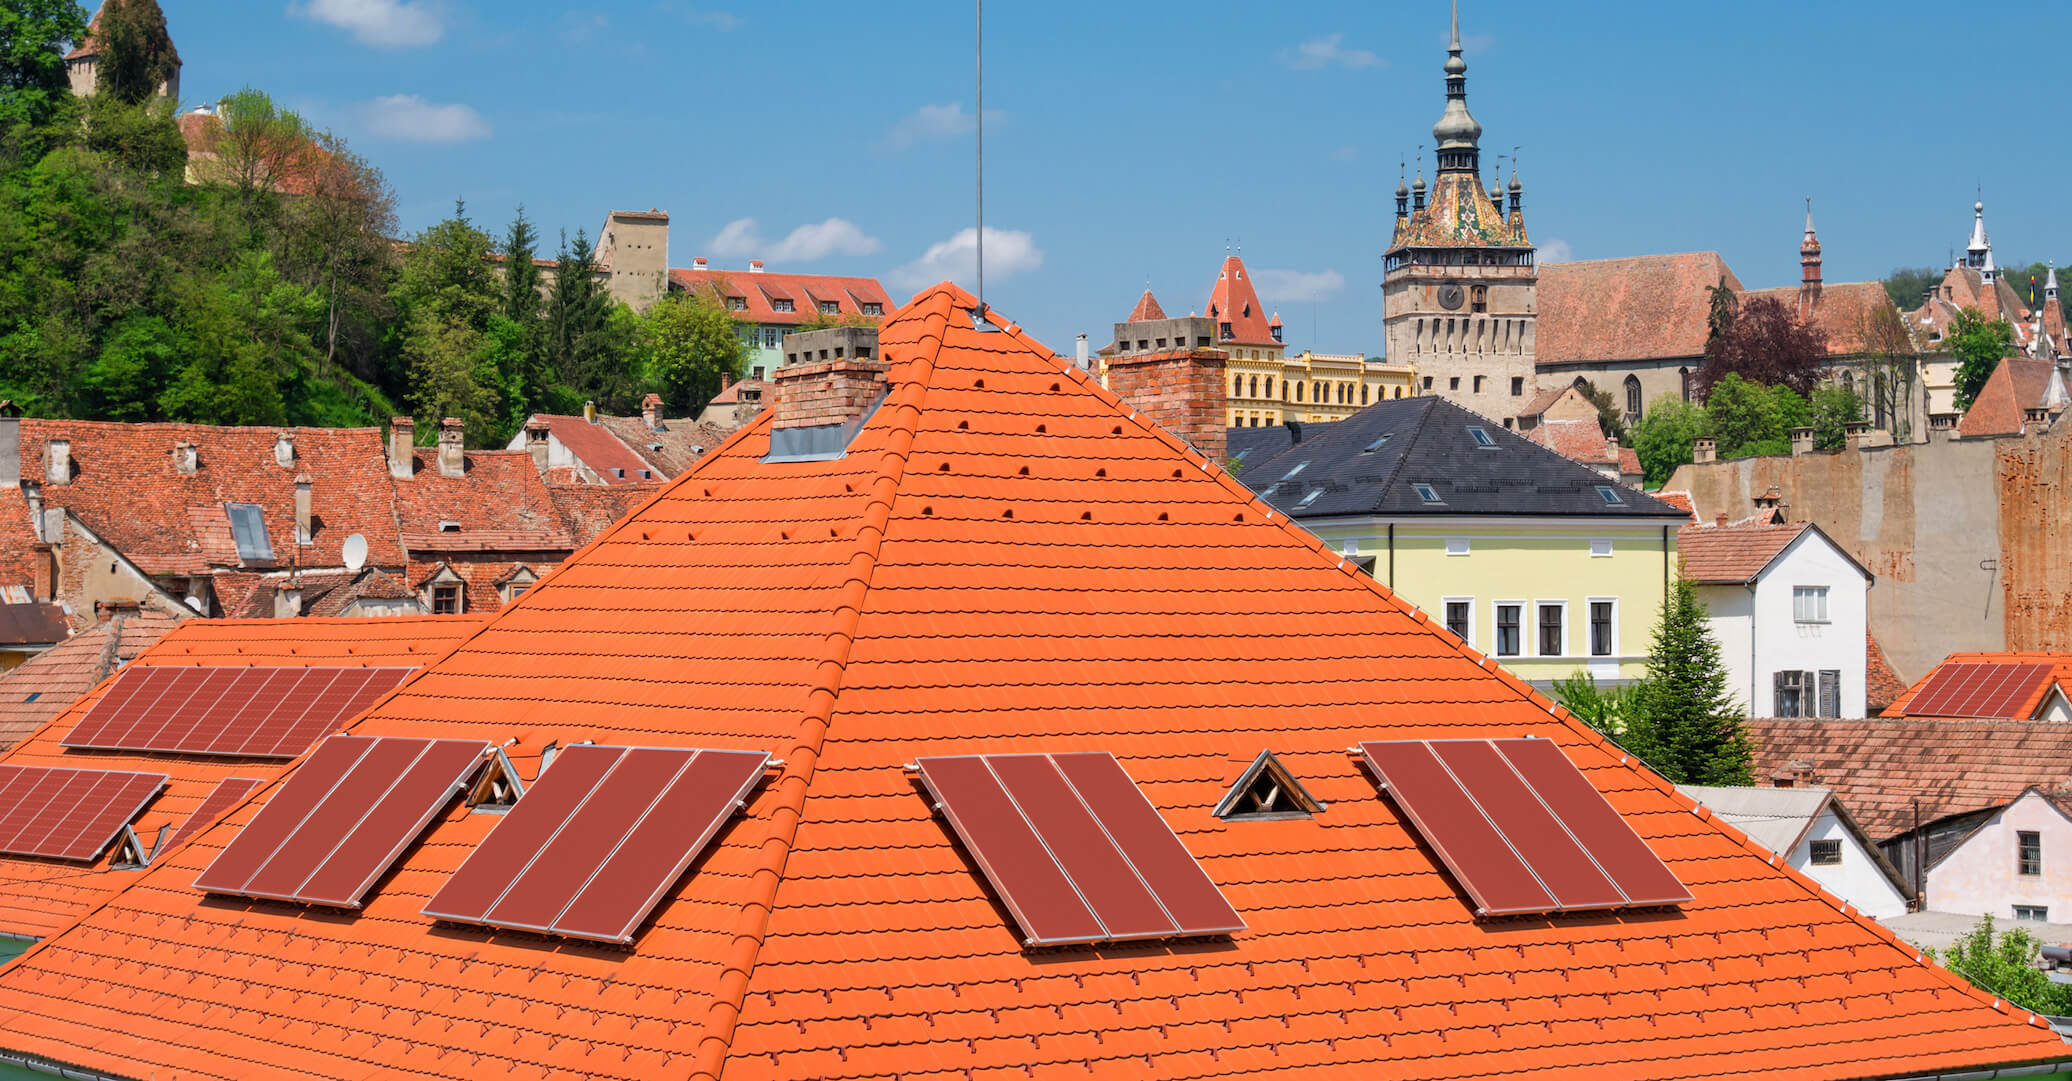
[1926,790,2072,920]
[1996,431,2072,652]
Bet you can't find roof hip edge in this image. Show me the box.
[685,287,948,1081]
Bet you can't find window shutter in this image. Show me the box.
[1774,671,1790,716]
[1802,671,1817,717]
[1819,670,1840,718]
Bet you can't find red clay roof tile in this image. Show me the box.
[0,613,176,750]
[1677,522,1808,583]
[1204,255,1279,346]
[669,267,894,327]
[1866,631,1909,714]
[1538,252,1742,364]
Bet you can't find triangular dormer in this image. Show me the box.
[1214,750,1326,820]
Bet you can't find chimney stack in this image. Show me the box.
[1715,512,1728,528]
[1790,426,1815,456]
[693,257,708,270]
[1693,437,1716,463]
[583,400,598,424]
[274,432,295,469]
[773,327,885,431]
[1104,346,1230,464]
[524,417,550,471]
[389,418,414,479]
[749,260,764,273]
[641,393,664,430]
[719,372,734,392]
[437,418,465,478]
[30,541,51,600]
[1076,333,1089,370]
[46,439,70,485]
[294,472,312,545]
[0,415,17,487]
[1844,420,1869,452]
[172,441,198,474]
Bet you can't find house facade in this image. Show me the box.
[1678,784,1911,919]
[1927,788,2072,923]
[1680,521,1874,718]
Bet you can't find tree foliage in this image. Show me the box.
[1935,916,2072,1016]
[1620,577,1751,785]
[1850,301,1919,443]
[1629,396,1708,487]
[1698,294,1828,397]
[645,290,745,414]
[1882,266,1940,311]
[90,0,175,105]
[0,0,85,136]
[1551,671,1641,740]
[1947,307,2015,412]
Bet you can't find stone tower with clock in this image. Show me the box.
[1382,2,1538,425]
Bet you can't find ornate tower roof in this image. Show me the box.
[1431,0,1482,166]
[1965,200,1992,270]
[1386,3,1528,256]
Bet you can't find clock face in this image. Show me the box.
[1437,283,1465,310]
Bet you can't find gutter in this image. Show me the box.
[1887,1060,2072,1079]
[0,1050,141,1081]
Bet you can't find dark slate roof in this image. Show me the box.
[1225,396,1690,519]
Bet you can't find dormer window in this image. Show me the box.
[726,296,748,312]
[1468,426,1495,447]
[1413,482,1442,504]
[772,299,795,313]
[818,300,840,315]
[1596,485,1624,506]
[1219,322,1233,340]
[1215,751,1325,820]
[861,302,883,316]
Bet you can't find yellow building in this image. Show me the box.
[1277,351,1417,424]
[1228,395,1686,687]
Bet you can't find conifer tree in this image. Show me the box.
[1624,577,1752,785]
[501,207,541,324]
[92,0,176,105]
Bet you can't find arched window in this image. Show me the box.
[1842,371,1855,396]
[1393,386,1403,399]
[1295,382,1305,403]
[1678,367,1691,403]
[1249,375,1259,399]
[1233,375,1243,396]
[1624,374,1642,418]
[1361,383,1370,404]
[1265,376,1274,399]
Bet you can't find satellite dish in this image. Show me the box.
[342,533,368,572]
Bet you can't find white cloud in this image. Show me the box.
[1276,33,1379,71]
[878,102,1003,151]
[291,0,443,48]
[890,227,1043,290]
[1250,268,1345,303]
[705,217,881,262]
[359,95,490,142]
[1538,238,1573,264]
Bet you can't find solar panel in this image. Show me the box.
[163,777,266,853]
[0,764,166,862]
[1359,738,1689,916]
[62,665,412,757]
[225,503,274,563]
[194,735,487,907]
[424,745,769,943]
[916,752,1245,947]
[1904,661,2054,718]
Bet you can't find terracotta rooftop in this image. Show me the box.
[0,603,69,647]
[1866,630,1908,714]
[1749,716,2072,840]
[596,412,732,479]
[0,487,43,596]
[1538,252,1742,365]
[0,612,176,750]
[1677,522,1809,584]
[1883,651,2072,720]
[1957,357,2066,438]
[1521,417,1618,467]
[707,378,771,407]
[392,448,575,551]
[1655,490,1698,521]
[1203,254,1280,346]
[0,616,477,937]
[1126,288,1166,322]
[0,283,2057,1081]
[547,480,664,547]
[668,267,894,328]
[1736,280,1905,357]
[530,414,660,485]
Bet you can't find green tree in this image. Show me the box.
[204,87,313,200]
[76,93,181,175]
[644,290,745,414]
[392,201,500,438]
[545,228,643,411]
[1947,307,2015,412]
[1573,378,1628,443]
[1623,577,1750,785]
[90,0,176,105]
[1703,372,1804,459]
[1806,383,1863,451]
[501,206,542,324]
[1552,671,1640,740]
[1882,266,1940,311]
[1936,916,2072,1016]
[1629,395,1709,487]
[1704,276,1736,354]
[1851,301,1920,443]
[0,0,86,135]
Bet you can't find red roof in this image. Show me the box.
[0,283,2058,1080]
[1884,652,2072,720]
[668,267,894,327]
[532,414,660,485]
[1958,357,2062,438]
[0,612,176,750]
[1737,280,1905,357]
[1866,630,1908,713]
[1677,522,1810,584]
[0,487,42,596]
[1538,253,1742,364]
[1203,255,1279,346]
[1521,417,1618,467]
[392,447,575,550]
[1126,289,1166,322]
[0,616,476,937]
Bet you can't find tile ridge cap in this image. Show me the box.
[1369,397,1435,511]
[686,297,947,1081]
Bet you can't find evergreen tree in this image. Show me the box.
[501,206,541,323]
[1624,577,1751,785]
[545,227,641,411]
[1572,378,1627,442]
[644,290,745,414]
[1703,276,1736,356]
[1947,308,2015,412]
[391,201,500,439]
[0,0,87,135]
[91,0,176,106]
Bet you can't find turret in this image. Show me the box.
[1412,169,1426,213]
[1430,0,1482,175]
[1395,166,1410,222]
[1799,197,1823,311]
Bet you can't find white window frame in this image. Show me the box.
[1491,599,1525,658]
[1445,537,1470,556]
[1586,596,1618,658]
[1441,596,1476,648]
[1534,599,1569,659]
[2015,904,2050,922]
[1589,538,1613,557]
[1793,585,1830,624]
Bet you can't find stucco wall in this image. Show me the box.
[1927,791,2072,920]
[1693,584,1756,713]
[1750,531,1869,718]
[1790,809,1908,919]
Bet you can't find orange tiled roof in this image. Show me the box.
[1203,255,1279,346]
[1521,417,1617,466]
[531,414,660,484]
[1957,357,2062,438]
[1677,522,1809,584]
[391,447,575,550]
[596,412,731,479]
[547,479,665,547]
[0,612,176,750]
[669,267,894,327]
[1736,281,1906,357]
[0,487,42,595]
[1126,288,1166,322]
[0,616,475,937]
[1749,716,2072,840]
[1883,651,2072,720]
[0,284,2059,1080]
[1866,630,1908,714]
[1655,490,1698,521]
[1538,253,1742,364]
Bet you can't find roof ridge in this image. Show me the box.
[1370,397,1438,508]
[686,284,952,1081]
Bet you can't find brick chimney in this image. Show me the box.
[294,472,312,545]
[46,439,70,485]
[389,418,414,479]
[719,372,734,392]
[437,418,465,478]
[30,542,51,601]
[274,431,295,469]
[1714,512,1728,528]
[524,417,550,471]
[1844,420,1869,452]
[1790,426,1814,456]
[1693,437,1716,463]
[774,327,886,431]
[172,441,198,474]
[1104,347,1230,463]
[641,393,664,430]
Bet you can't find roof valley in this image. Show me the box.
[686,288,950,1081]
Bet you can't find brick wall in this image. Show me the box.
[772,358,889,430]
[1105,348,1229,463]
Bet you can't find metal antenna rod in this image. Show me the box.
[975,0,986,321]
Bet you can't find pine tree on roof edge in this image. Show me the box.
[1623,575,1752,786]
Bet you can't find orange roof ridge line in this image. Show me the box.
[686,288,951,1081]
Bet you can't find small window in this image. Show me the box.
[22,692,40,704]
[1214,751,1325,820]
[862,303,883,316]
[1364,435,1391,453]
[2020,830,2043,876]
[1444,600,1470,642]
[752,366,766,379]
[1473,375,1485,394]
[1595,485,1623,506]
[726,296,748,312]
[1510,377,1524,396]
[1537,603,1564,656]
[1279,462,1308,482]
[818,301,840,314]
[1793,586,1830,623]
[1412,482,1441,504]
[438,520,461,533]
[1774,670,1808,717]
[432,583,462,615]
[1809,839,1842,866]
[772,299,795,313]
[1589,538,1613,557]
[1818,669,1840,718]
[1589,601,1614,657]
[1467,426,1495,447]
[225,503,274,563]
[2016,905,2050,922]
[1296,489,1324,509]
[1495,604,1522,656]
[1445,538,1469,556]
[1421,376,1433,390]
[1448,377,1460,390]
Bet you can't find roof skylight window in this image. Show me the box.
[1468,426,1495,447]
[1413,483,1442,504]
[1296,489,1325,509]
[1214,750,1325,820]
[1364,434,1392,453]
[1596,485,1624,506]
[1279,462,1308,482]
[224,503,274,563]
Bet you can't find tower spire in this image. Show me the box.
[1431,0,1481,174]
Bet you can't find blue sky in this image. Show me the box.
[171,0,2072,355]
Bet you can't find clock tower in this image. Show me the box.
[1382,2,1538,425]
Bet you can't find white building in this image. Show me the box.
[1678,784,1911,919]
[1679,521,1874,718]
[1925,787,2072,923]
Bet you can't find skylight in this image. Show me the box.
[1296,489,1325,509]
[224,504,274,563]
[1413,483,1442,504]
[1279,462,1308,482]
[1596,485,1624,506]
[1364,434,1392,453]
[1468,427,1495,447]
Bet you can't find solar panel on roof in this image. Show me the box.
[194,735,488,907]
[1904,661,2054,718]
[163,777,265,854]
[423,744,769,943]
[0,764,166,862]
[1359,738,1689,916]
[62,665,412,757]
[915,752,1245,947]
[225,503,274,562]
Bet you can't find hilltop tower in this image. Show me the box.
[1381,1,1537,425]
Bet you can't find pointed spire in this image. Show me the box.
[1431,0,1481,172]
[2048,260,2059,301]
[1966,199,1992,270]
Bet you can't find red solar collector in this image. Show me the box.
[1904,661,2053,719]
[63,666,413,757]
[164,777,265,852]
[0,764,166,862]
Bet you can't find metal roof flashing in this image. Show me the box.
[760,387,891,464]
